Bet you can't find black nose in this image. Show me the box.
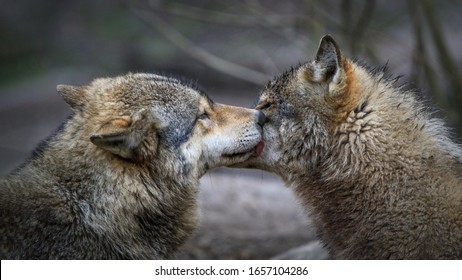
[257,110,266,126]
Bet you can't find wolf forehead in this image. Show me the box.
[58,73,211,149]
[58,72,211,112]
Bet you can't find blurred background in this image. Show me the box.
[1,0,461,259]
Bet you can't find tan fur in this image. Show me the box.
[0,73,264,259]
[243,35,462,259]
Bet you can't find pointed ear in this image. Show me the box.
[308,34,344,83]
[90,116,139,160]
[57,84,85,109]
[90,111,154,160]
[315,35,343,79]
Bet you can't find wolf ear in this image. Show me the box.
[90,110,155,161]
[315,35,343,80]
[57,84,85,109]
[309,34,344,83]
[300,35,351,98]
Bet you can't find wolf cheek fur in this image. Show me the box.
[0,73,264,259]
[244,35,462,259]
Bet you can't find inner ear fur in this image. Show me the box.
[90,110,156,161]
[298,35,360,115]
[301,35,354,96]
[301,34,345,83]
[315,35,343,80]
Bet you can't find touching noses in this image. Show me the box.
[256,110,266,127]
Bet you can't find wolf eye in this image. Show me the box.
[258,102,272,110]
[198,112,209,120]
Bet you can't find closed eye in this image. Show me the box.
[257,102,272,110]
[198,112,209,120]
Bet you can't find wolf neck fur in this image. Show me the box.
[284,66,462,258]
[12,116,199,258]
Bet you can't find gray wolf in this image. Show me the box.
[0,72,265,259]
[242,35,462,259]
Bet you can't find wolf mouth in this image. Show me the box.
[222,140,265,158]
[222,151,251,158]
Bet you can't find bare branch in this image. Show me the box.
[152,2,304,27]
[130,8,269,85]
[421,0,462,94]
[408,0,440,101]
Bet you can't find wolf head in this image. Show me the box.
[242,35,428,179]
[57,73,264,178]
